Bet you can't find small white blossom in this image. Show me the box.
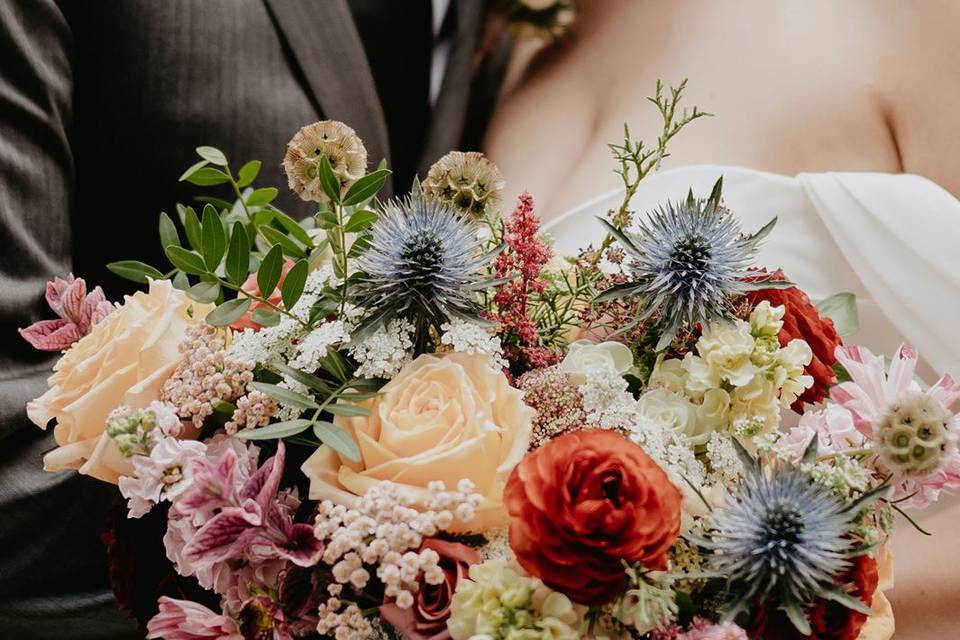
[440,319,505,366]
[349,318,415,379]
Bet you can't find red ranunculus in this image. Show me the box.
[380,539,481,640]
[504,429,682,605]
[747,269,842,411]
[750,554,879,640]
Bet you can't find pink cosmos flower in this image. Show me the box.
[118,436,207,518]
[19,273,114,351]
[832,344,960,507]
[146,597,242,640]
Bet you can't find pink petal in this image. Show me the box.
[44,273,75,317]
[180,450,238,514]
[834,344,887,408]
[184,503,262,566]
[885,343,918,398]
[930,374,960,409]
[60,276,89,323]
[240,441,285,510]
[18,319,83,351]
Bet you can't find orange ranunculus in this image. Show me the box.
[747,269,842,411]
[230,259,295,331]
[504,429,682,606]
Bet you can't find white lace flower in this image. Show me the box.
[348,317,415,379]
[440,319,505,365]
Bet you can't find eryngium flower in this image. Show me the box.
[283,120,367,203]
[423,151,505,217]
[355,192,488,344]
[705,440,881,635]
[597,178,777,350]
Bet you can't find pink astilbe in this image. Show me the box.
[177,441,324,569]
[19,273,114,351]
[491,192,555,371]
[146,597,242,640]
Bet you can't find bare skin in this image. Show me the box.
[485,1,960,636]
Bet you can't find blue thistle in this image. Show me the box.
[597,178,781,350]
[703,439,885,635]
[354,189,490,349]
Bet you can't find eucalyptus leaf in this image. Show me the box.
[321,347,350,382]
[107,260,165,284]
[201,205,228,270]
[318,155,341,203]
[324,403,371,417]
[237,160,262,188]
[257,245,284,296]
[195,146,228,166]
[172,271,191,291]
[281,260,308,309]
[187,280,221,304]
[272,363,333,394]
[159,212,180,249]
[205,297,251,326]
[313,421,361,461]
[817,292,859,337]
[235,419,313,441]
[249,381,319,409]
[251,308,281,327]
[185,167,231,186]
[178,159,209,182]
[246,187,279,207]
[342,169,391,206]
[226,222,250,285]
[165,245,207,275]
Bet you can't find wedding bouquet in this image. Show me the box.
[22,84,958,640]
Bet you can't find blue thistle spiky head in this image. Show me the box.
[704,439,882,635]
[355,189,488,346]
[597,178,777,350]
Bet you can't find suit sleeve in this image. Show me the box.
[0,2,139,637]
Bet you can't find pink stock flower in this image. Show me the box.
[832,344,960,507]
[146,597,242,640]
[178,441,324,569]
[118,436,207,518]
[19,273,114,351]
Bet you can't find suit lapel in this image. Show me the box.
[418,0,485,176]
[263,0,392,192]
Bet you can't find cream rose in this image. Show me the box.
[27,279,210,482]
[559,339,633,384]
[301,352,534,531]
[637,387,708,446]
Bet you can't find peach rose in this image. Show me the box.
[27,279,210,482]
[301,352,533,531]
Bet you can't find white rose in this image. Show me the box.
[558,340,633,385]
[696,388,731,433]
[637,387,710,446]
[648,356,687,394]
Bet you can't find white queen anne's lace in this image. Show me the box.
[348,317,415,379]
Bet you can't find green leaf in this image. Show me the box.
[272,363,334,394]
[205,297,251,326]
[178,159,209,182]
[159,211,180,249]
[324,403,371,417]
[313,421,361,461]
[315,210,338,230]
[236,160,262,188]
[260,225,307,259]
[281,260,308,309]
[172,271,191,291]
[107,260,165,284]
[342,169,391,206]
[321,347,350,382]
[597,217,641,256]
[165,245,208,275]
[318,155,341,203]
[181,205,202,250]
[257,245,284,296]
[195,196,234,210]
[817,292,859,338]
[246,187,279,207]
[201,205,228,270]
[344,209,379,234]
[249,381,319,409]
[272,210,314,246]
[235,419,313,441]
[195,146,228,166]
[186,280,221,304]
[226,222,250,285]
[251,308,281,327]
[185,167,231,186]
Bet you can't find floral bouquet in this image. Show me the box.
[22,83,959,640]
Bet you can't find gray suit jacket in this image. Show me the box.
[0,1,502,637]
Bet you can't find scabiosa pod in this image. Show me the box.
[596,178,784,350]
[353,187,495,351]
[422,150,505,217]
[704,437,887,636]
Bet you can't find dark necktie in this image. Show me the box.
[347,0,434,194]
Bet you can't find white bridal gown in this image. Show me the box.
[544,164,960,380]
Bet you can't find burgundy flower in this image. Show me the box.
[19,273,114,351]
[380,538,481,640]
